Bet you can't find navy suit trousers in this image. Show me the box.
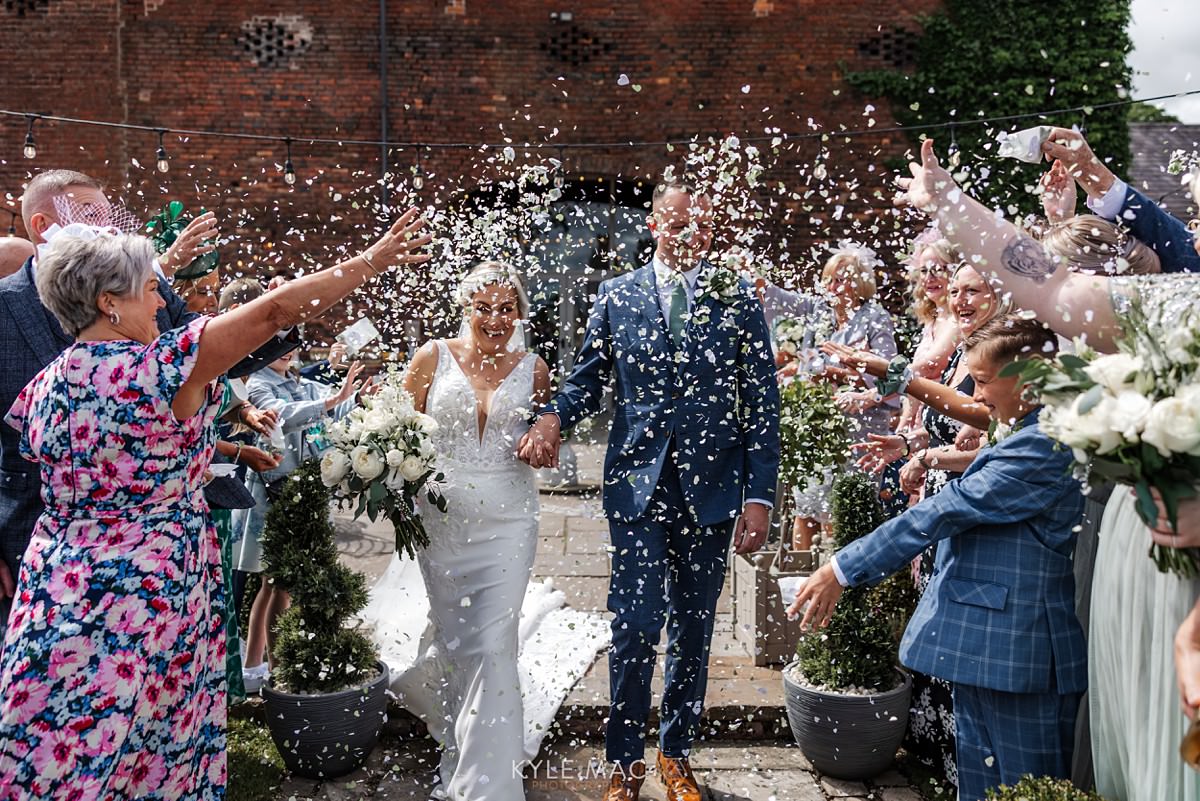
[605,451,734,765]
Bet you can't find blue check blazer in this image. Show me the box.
[836,409,1087,695]
[545,262,780,527]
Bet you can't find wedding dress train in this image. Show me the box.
[358,341,609,800]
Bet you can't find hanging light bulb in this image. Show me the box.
[6,211,16,237]
[411,148,425,191]
[22,116,37,160]
[553,147,566,189]
[155,130,170,173]
[283,138,297,186]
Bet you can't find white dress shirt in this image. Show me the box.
[1085,176,1128,221]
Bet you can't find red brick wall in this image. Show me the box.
[0,0,940,327]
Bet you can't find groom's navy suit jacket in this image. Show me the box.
[0,257,297,613]
[547,262,780,527]
[836,410,1088,695]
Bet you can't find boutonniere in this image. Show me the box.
[689,267,741,325]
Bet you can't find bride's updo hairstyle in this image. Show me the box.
[455,260,530,318]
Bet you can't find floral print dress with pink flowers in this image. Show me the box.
[0,317,226,801]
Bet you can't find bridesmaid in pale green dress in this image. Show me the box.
[895,136,1200,801]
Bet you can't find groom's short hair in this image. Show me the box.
[651,176,706,213]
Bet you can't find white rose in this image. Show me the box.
[414,413,439,435]
[1142,395,1200,457]
[417,437,436,459]
[399,455,427,482]
[386,449,405,468]
[384,466,406,491]
[345,420,366,444]
[1083,353,1142,394]
[1111,390,1153,442]
[362,408,395,436]
[350,445,386,481]
[1070,395,1124,454]
[326,423,347,447]
[1164,326,1196,365]
[319,449,351,487]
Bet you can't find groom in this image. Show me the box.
[520,177,780,801]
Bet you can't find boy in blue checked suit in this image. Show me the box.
[791,315,1087,801]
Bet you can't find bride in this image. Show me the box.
[383,261,551,800]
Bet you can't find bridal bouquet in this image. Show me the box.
[1007,300,1200,577]
[774,318,808,358]
[319,368,447,558]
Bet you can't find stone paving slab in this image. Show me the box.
[303,442,925,800]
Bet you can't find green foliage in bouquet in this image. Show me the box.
[260,461,379,694]
[986,775,1110,801]
[1002,294,1200,578]
[795,472,904,691]
[143,201,218,279]
[779,379,851,490]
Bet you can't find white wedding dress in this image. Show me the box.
[358,341,610,801]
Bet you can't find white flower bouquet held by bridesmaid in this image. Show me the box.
[1005,297,1200,576]
[319,367,447,557]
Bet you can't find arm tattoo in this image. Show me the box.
[1000,235,1058,284]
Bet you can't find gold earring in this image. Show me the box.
[108,310,120,326]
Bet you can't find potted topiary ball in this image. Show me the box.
[782,471,916,780]
[259,460,389,779]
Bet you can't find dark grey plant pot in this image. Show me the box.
[262,660,390,779]
[782,663,911,781]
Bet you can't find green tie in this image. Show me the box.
[668,279,688,348]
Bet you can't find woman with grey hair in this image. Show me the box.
[0,210,430,800]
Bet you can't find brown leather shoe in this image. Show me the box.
[604,761,645,801]
[656,752,702,801]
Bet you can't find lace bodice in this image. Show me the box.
[425,340,537,470]
[1110,274,1200,364]
[1111,274,1200,332]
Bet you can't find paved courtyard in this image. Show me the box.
[253,442,928,800]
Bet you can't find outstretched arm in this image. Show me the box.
[791,430,1079,628]
[822,341,992,429]
[1041,126,1199,274]
[897,139,1120,349]
[173,208,431,419]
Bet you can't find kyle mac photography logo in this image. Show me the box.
[514,757,619,789]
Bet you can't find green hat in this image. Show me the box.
[144,200,219,281]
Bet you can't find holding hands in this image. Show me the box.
[518,414,562,469]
